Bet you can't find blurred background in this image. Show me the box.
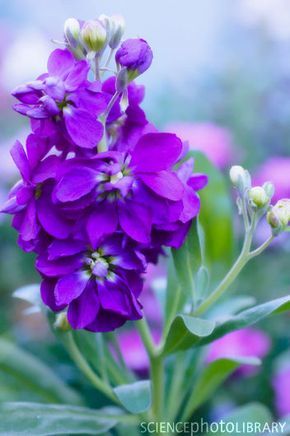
[0,0,290,425]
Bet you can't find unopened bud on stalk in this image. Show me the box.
[54,312,71,332]
[64,18,85,59]
[81,20,107,53]
[229,165,251,192]
[108,15,125,49]
[248,186,269,208]
[116,68,129,93]
[267,199,290,234]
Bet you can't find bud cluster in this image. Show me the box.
[229,165,290,237]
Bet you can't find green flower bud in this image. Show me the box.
[267,199,290,233]
[54,312,71,332]
[229,165,251,191]
[81,20,107,53]
[263,182,275,199]
[248,186,269,208]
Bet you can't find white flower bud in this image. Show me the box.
[109,15,125,49]
[81,20,107,53]
[263,182,275,199]
[229,165,251,191]
[248,186,269,208]
[54,312,71,332]
[64,18,80,47]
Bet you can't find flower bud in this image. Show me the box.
[64,18,80,47]
[81,20,107,53]
[115,38,153,80]
[267,199,290,233]
[229,165,251,191]
[263,182,275,199]
[54,312,71,332]
[248,186,269,208]
[116,68,129,93]
[108,15,125,49]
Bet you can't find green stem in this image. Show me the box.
[194,218,256,317]
[137,318,156,358]
[249,235,274,258]
[63,332,118,404]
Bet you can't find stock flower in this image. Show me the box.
[115,38,153,79]
[2,17,208,331]
[254,157,290,202]
[38,234,144,331]
[12,48,106,149]
[1,137,71,250]
[207,328,271,376]
[166,122,234,169]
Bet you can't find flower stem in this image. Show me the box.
[194,216,257,317]
[63,332,118,404]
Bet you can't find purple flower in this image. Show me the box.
[273,365,290,417]
[1,137,71,250]
[12,49,106,149]
[115,39,153,79]
[254,157,290,203]
[207,328,271,376]
[38,234,144,331]
[166,122,235,169]
[54,132,205,247]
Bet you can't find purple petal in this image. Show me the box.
[12,82,42,104]
[86,202,118,248]
[64,108,104,149]
[41,279,65,311]
[47,49,74,79]
[32,155,60,184]
[48,239,86,260]
[54,167,97,202]
[187,173,208,191]
[44,77,66,101]
[16,186,34,205]
[10,140,30,181]
[179,188,200,223]
[130,133,182,172]
[119,200,151,243]
[37,193,71,239]
[64,61,89,91]
[139,171,184,201]
[85,309,126,332]
[20,199,39,241]
[67,279,100,329]
[55,271,89,305]
[26,134,50,169]
[98,277,134,317]
[36,254,83,277]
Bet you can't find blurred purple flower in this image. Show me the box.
[207,328,271,376]
[254,157,290,202]
[165,122,234,169]
[273,365,290,417]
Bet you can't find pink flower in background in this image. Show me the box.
[207,328,271,376]
[254,157,290,202]
[165,122,234,169]
[272,365,290,417]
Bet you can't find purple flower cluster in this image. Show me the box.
[2,36,207,331]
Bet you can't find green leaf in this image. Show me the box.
[183,357,260,418]
[163,295,290,354]
[0,402,124,435]
[206,403,272,436]
[0,338,82,405]
[187,150,234,272]
[113,380,151,414]
[172,219,202,298]
[200,295,290,346]
[163,315,216,355]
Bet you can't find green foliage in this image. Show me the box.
[0,402,124,435]
[0,338,82,405]
[113,380,151,414]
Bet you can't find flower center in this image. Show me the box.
[85,250,114,281]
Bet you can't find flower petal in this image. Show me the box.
[48,239,86,260]
[37,192,71,239]
[139,171,184,201]
[64,108,103,149]
[10,140,30,181]
[47,49,74,79]
[118,200,151,243]
[86,203,118,248]
[55,271,88,305]
[36,254,83,277]
[41,279,65,311]
[54,167,97,202]
[130,133,182,172]
[68,279,100,329]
